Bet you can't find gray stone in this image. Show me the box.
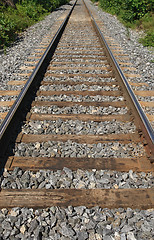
[28,219,39,233]
[50,206,56,214]
[103,236,113,240]
[3,229,11,238]
[103,227,113,236]
[85,219,96,230]
[41,211,49,218]
[60,223,75,237]
[74,206,86,216]
[15,218,22,229]
[2,221,12,230]
[126,208,134,218]
[121,233,126,240]
[127,232,137,240]
[77,230,89,240]
[1,208,8,215]
[50,216,57,228]
[121,225,133,233]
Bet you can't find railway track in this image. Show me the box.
[0,0,154,236]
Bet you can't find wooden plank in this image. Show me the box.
[111,49,123,52]
[0,112,7,119]
[140,101,154,107]
[28,56,42,60]
[51,60,109,65]
[113,53,128,56]
[125,73,141,78]
[33,53,43,56]
[54,56,107,60]
[20,66,35,70]
[0,189,153,209]
[134,91,154,97]
[17,73,31,77]
[32,101,126,108]
[115,57,129,60]
[58,46,102,50]
[146,114,154,121]
[129,82,149,87]
[58,44,101,48]
[48,66,111,71]
[38,90,121,96]
[53,56,107,60]
[121,67,137,71]
[7,156,153,172]
[55,52,105,56]
[42,81,117,86]
[45,73,114,78]
[7,81,25,86]
[19,133,140,144]
[119,62,132,66]
[55,49,103,52]
[0,90,20,96]
[30,113,131,122]
[39,44,48,46]
[24,61,38,65]
[35,48,47,51]
[0,101,14,107]
[5,156,14,170]
[109,43,119,45]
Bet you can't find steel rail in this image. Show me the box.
[83,0,154,160]
[0,0,77,158]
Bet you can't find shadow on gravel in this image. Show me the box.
[0,96,35,176]
[0,35,25,53]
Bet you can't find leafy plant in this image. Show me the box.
[139,31,154,47]
[0,12,16,46]
[98,0,154,47]
[0,0,69,48]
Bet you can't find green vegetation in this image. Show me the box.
[0,0,69,49]
[95,0,154,47]
[137,13,154,47]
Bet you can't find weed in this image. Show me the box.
[126,27,131,40]
[98,0,154,47]
[139,31,154,47]
[0,0,69,49]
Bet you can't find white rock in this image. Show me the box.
[20,225,26,234]
[10,210,18,217]
[127,232,137,240]
[114,232,120,240]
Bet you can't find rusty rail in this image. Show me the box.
[0,0,77,157]
[83,0,154,161]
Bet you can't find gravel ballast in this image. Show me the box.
[39,84,119,91]
[0,0,154,238]
[12,141,144,158]
[0,1,74,94]
[43,76,116,82]
[31,105,128,115]
[36,95,124,102]
[1,168,153,190]
[0,106,10,113]
[89,1,154,90]
[22,119,136,135]
[0,206,153,239]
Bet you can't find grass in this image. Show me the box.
[137,13,154,47]
[0,0,69,49]
[119,12,154,47]
[96,0,154,47]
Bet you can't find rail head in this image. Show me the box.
[0,0,77,158]
[83,0,154,160]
